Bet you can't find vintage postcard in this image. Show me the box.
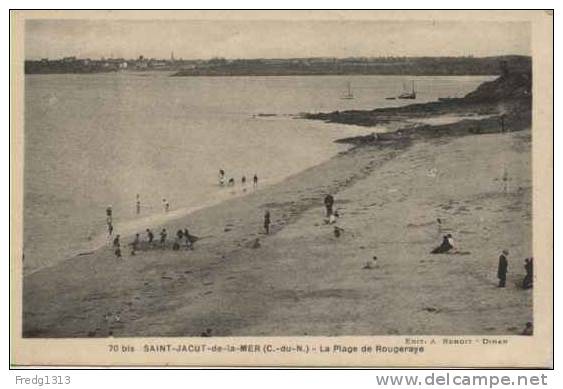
[10,10,553,367]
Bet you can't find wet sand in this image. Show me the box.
[22,124,532,337]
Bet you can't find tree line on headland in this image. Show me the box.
[25,55,530,76]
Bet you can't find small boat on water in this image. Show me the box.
[341,81,354,100]
[398,80,417,100]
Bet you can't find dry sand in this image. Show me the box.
[22,128,532,337]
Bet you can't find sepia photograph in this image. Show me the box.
[10,10,553,367]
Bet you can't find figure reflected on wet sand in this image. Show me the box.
[113,234,120,248]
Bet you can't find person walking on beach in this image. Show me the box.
[130,233,140,255]
[106,205,113,222]
[253,174,258,188]
[160,228,167,248]
[497,250,509,288]
[264,210,271,235]
[136,194,141,215]
[324,194,334,217]
[113,234,120,249]
[107,221,114,236]
[242,175,247,192]
[219,169,225,186]
[146,228,154,244]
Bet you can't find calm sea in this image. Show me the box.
[23,73,494,274]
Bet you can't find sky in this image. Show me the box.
[25,19,531,60]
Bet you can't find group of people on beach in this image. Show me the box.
[106,195,173,236]
[496,250,534,289]
[219,169,258,189]
[104,193,200,259]
[429,231,533,290]
[111,227,197,259]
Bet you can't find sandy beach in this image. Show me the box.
[22,123,532,337]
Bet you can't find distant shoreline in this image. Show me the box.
[25,55,531,76]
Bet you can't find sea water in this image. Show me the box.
[23,73,494,274]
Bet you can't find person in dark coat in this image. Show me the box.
[522,257,533,289]
[324,194,334,217]
[497,250,509,287]
[264,210,271,234]
[160,228,167,248]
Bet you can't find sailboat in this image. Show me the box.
[398,80,416,99]
[341,81,354,100]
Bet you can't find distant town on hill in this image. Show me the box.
[24,54,531,76]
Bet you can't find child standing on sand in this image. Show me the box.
[146,228,154,244]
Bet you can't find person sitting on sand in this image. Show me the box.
[521,321,533,336]
[146,228,154,244]
[160,228,167,248]
[431,235,453,254]
[264,210,271,234]
[446,234,456,251]
[228,178,235,186]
